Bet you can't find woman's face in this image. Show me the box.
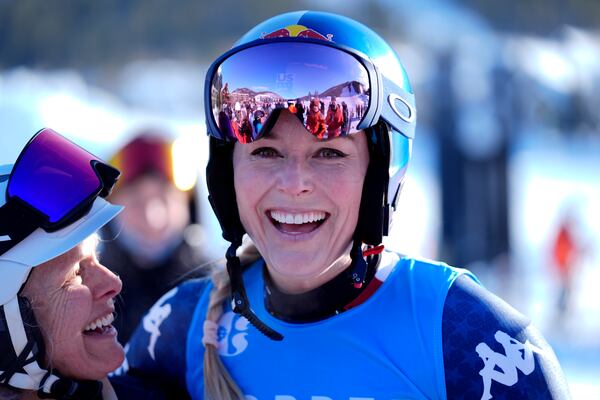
[233,110,369,294]
[111,175,190,246]
[21,237,124,379]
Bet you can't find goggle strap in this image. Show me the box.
[0,201,38,256]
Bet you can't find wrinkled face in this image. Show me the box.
[233,111,369,294]
[21,237,124,379]
[111,175,190,246]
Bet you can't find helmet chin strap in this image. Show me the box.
[0,297,103,399]
[349,239,368,289]
[226,242,283,341]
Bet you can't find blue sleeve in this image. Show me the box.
[442,274,571,399]
[109,278,209,399]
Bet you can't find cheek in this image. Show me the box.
[318,163,366,198]
[39,288,91,339]
[234,173,263,227]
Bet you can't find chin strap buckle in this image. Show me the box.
[38,376,103,400]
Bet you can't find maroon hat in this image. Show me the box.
[110,133,173,187]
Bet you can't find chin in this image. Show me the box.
[269,253,321,274]
[59,349,125,380]
[100,347,126,376]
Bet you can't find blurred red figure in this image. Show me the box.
[551,208,582,321]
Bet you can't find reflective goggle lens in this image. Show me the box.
[210,42,371,142]
[7,129,116,226]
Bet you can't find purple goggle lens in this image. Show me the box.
[7,128,117,227]
[209,42,371,142]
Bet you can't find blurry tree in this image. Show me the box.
[0,0,299,68]
[3,0,600,70]
[463,0,600,34]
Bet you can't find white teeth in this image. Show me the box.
[270,210,326,225]
[84,313,114,332]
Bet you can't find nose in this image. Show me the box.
[276,157,314,196]
[83,260,122,301]
[143,196,169,231]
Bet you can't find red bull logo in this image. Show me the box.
[260,24,333,41]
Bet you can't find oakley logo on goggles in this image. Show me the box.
[0,128,120,256]
[205,39,416,143]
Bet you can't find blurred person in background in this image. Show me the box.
[550,202,587,326]
[99,130,208,344]
[0,128,123,399]
[111,11,570,400]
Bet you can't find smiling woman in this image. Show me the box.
[0,129,123,399]
[21,237,123,381]
[113,10,571,400]
[233,111,369,294]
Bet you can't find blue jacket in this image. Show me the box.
[111,251,570,399]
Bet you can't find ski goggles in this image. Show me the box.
[0,128,119,256]
[204,38,416,143]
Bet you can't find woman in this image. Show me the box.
[115,11,571,399]
[0,128,124,399]
[306,97,326,139]
[100,132,208,345]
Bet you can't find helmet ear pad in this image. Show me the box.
[206,137,245,245]
[355,121,390,246]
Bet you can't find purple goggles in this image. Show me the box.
[0,128,119,255]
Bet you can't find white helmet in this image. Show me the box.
[0,164,123,305]
[0,133,123,398]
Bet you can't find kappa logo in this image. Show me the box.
[143,287,177,360]
[475,330,544,400]
[217,311,250,357]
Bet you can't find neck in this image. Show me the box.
[18,391,38,400]
[264,252,379,322]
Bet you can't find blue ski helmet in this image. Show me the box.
[205,10,416,247]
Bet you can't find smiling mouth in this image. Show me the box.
[269,210,328,234]
[83,312,115,336]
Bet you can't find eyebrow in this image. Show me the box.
[262,129,359,143]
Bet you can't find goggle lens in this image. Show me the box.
[210,42,371,142]
[7,129,116,226]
